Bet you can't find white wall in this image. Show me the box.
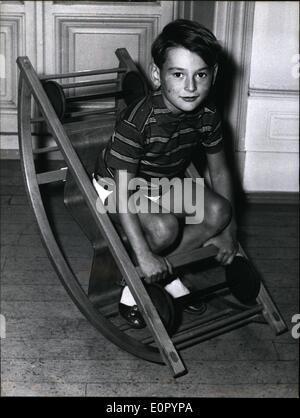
[243,1,299,192]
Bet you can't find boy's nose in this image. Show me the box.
[184,77,196,92]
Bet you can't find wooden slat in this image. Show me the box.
[36,168,68,185]
[238,244,288,335]
[177,316,258,350]
[141,309,233,345]
[32,107,118,123]
[39,67,127,81]
[60,78,118,89]
[173,305,263,346]
[66,91,123,103]
[66,89,127,104]
[33,145,60,155]
[257,284,288,334]
[30,117,44,123]
[64,107,117,119]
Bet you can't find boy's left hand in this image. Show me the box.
[203,226,239,266]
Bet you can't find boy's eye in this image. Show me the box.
[173,72,184,78]
[196,72,208,79]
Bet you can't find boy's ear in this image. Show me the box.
[212,64,218,85]
[149,62,161,89]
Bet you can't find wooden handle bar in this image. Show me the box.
[136,245,219,277]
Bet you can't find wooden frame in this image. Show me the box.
[17,50,287,378]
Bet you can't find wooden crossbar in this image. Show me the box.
[173,305,263,346]
[33,145,60,154]
[177,313,258,350]
[61,78,119,89]
[141,309,233,345]
[136,245,219,277]
[64,107,117,119]
[30,117,44,123]
[39,67,127,81]
[31,107,118,124]
[37,168,67,184]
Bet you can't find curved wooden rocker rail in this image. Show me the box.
[17,50,287,378]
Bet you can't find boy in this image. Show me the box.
[94,19,238,328]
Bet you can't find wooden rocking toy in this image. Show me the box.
[17,49,287,378]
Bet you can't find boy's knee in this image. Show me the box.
[208,196,232,232]
[146,215,179,253]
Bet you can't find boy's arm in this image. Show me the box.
[115,170,169,283]
[205,149,238,265]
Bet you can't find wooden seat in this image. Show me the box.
[17,49,288,378]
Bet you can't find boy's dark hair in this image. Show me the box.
[151,19,221,69]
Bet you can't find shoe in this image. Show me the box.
[146,283,176,334]
[119,303,146,329]
[185,301,207,315]
[225,255,261,305]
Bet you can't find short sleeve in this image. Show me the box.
[201,108,224,154]
[105,118,144,174]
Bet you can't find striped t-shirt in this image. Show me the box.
[103,89,223,181]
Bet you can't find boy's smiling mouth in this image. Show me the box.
[180,96,199,102]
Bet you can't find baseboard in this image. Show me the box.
[244,192,299,205]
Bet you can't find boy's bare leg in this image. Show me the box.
[169,186,231,256]
[137,180,232,257]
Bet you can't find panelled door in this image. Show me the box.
[0,0,180,155]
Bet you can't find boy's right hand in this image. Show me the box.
[137,252,171,284]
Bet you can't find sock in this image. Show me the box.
[164,277,190,298]
[120,278,190,306]
[120,285,137,306]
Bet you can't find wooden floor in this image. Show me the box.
[1,159,299,397]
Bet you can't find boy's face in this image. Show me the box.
[151,47,216,114]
